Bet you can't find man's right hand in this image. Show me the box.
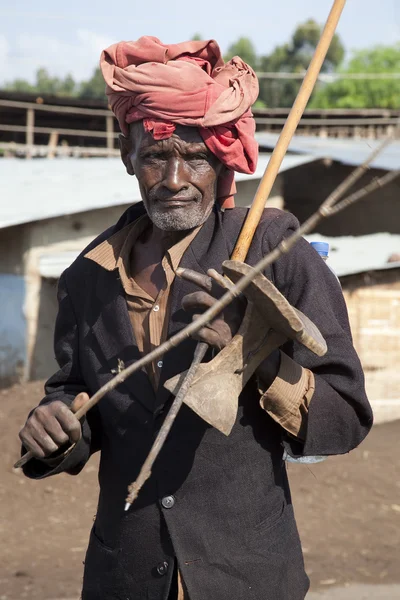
[18,393,89,459]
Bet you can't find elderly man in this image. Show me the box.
[19,38,372,600]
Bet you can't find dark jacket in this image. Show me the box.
[23,203,373,600]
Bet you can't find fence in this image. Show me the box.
[1,97,399,158]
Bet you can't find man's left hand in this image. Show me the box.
[180,269,244,351]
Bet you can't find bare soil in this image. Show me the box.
[1,381,399,599]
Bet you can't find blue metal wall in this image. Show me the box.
[0,274,26,384]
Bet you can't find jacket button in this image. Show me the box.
[156,561,169,576]
[161,495,175,509]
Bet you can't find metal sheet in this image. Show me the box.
[0,154,318,230]
[256,132,400,172]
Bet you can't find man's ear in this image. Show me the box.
[119,134,135,176]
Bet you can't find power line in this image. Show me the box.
[256,72,400,81]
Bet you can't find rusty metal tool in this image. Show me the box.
[165,262,326,435]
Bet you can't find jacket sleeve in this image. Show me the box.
[22,271,101,480]
[263,212,373,457]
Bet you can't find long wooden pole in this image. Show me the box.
[16,0,347,481]
[123,0,347,509]
[231,0,347,261]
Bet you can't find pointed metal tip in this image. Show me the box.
[124,502,131,512]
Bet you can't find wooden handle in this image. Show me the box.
[14,392,89,469]
[231,0,347,263]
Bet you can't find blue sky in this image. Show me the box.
[0,0,399,85]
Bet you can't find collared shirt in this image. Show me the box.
[86,214,200,389]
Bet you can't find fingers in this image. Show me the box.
[182,290,217,314]
[191,315,234,351]
[19,428,54,459]
[19,399,82,459]
[55,403,82,443]
[176,268,214,293]
[19,416,59,458]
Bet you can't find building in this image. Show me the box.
[0,153,316,385]
[306,233,400,423]
[1,148,399,423]
[256,132,400,236]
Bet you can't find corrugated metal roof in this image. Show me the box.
[256,133,400,172]
[40,232,400,280]
[0,154,317,230]
[305,232,400,277]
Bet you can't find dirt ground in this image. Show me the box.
[1,381,399,600]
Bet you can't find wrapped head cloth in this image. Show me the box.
[100,37,259,208]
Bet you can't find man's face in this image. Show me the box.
[120,123,223,231]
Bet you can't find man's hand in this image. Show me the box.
[18,393,88,459]
[180,268,244,351]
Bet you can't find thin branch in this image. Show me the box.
[328,169,400,216]
[124,342,208,509]
[70,131,399,425]
[14,127,400,472]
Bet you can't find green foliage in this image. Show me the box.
[5,68,78,97]
[4,66,107,101]
[224,37,258,70]
[78,68,106,100]
[191,33,203,41]
[311,44,400,109]
[258,19,344,108]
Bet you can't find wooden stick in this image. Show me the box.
[124,342,208,509]
[123,0,348,509]
[15,0,348,477]
[231,0,347,262]
[15,125,397,472]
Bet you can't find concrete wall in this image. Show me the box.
[0,274,26,386]
[0,203,133,384]
[282,160,400,236]
[235,176,284,209]
[24,203,133,381]
[342,269,400,423]
[0,227,27,385]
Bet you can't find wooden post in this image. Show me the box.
[26,108,35,158]
[106,115,114,157]
[47,130,59,159]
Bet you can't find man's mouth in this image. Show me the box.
[157,197,196,208]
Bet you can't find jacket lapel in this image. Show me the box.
[89,261,156,413]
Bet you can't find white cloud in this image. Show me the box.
[0,29,114,85]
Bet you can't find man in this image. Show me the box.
[19,38,373,600]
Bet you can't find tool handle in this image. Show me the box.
[231,0,346,263]
[14,392,89,469]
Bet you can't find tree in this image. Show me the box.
[5,68,77,97]
[191,33,203,41]
[311,43,400,109]
[79,67,107,101]
[224,37,258,70]
[259,19,345,108]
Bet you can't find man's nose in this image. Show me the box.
[163,157,188,193]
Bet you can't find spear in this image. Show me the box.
[16,1,348,500]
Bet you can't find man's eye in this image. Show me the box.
[143,153,162,160]
[188,154,209,162]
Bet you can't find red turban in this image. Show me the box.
[100,37,259,208]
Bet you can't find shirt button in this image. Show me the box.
[156,561,169,576]
[157,360,163,368]
[161,495,175,509]
[153,305,160,312]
